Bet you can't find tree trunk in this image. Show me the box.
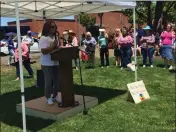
[147,1,152,28]
[98,13,103,28]
[153,1,164,32]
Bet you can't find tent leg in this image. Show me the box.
[15,1,27,132]
[133,7,137,82]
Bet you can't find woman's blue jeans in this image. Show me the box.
[141,47,155,65]
[120,46,132,68]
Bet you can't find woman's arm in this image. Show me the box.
[128,36,134,44]
[147,35,155,43]
[41,41,56,55]
[117,36,124,44]
[22,43,29,57]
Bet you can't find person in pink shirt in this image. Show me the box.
[14,42,34,81]
[118,28,133,69]
[160,23,175,70]
[140,26,155,68]
[69,31,79,70]
[113,28,122,67]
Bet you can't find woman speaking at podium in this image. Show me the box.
[39,21,60,105]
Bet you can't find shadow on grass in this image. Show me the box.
[169,70,176,73]
[0,84,126,131]
[156,64,165,68]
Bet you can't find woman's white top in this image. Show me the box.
[39,36,59,66]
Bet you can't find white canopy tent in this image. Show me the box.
[1,1,136,132]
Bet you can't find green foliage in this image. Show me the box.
[79,13,96,29]
[0,56,175,132]
[122,1,176,25]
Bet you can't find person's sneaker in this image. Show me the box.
[143,65,146,68]
[13,77,20,81]
[101,66,104,68]
[52,96,59,102]
[107,66,109,68]
[169,66,174,70]
[47,98,54,105]
[150,65,153,68]
[120,67,123,70]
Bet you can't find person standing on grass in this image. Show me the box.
[7,35,15,66]
[80,33,88,63]
[39,21,60,105]
[14,42,34,81]
[160,23,175,70]
[140,26,155,68]
[22,31,34,53]
[118,28,133,70]
[113,28,122,67]
[69,31,79,70]
[84,32,97,68]
[98,29,109,68]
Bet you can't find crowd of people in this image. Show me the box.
[3,20,175,105]
[78,23,176,70]
[38,21,175,105]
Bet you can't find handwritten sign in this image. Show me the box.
[127,80,150,104]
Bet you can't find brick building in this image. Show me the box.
[8,12,130,39]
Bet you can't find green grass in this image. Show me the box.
[0,57,175,132]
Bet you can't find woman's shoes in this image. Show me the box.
[13,77,20,81]
[46,98,54,105]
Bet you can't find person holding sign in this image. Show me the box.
[140,26,155,68]
[39,21,60,105]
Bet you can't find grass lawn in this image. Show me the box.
[0,56,175,132]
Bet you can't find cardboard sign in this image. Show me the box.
[127,80,150,104]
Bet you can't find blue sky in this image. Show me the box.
[1,16,74,26]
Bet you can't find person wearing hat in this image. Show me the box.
[140,25,155,68]
[61,30,69,46]
[68,31,79,70]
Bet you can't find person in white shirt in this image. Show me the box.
[22,31,34,52]
[39,21,60,105]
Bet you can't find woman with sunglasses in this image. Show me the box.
[39,21,60,105]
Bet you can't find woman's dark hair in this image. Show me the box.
[122,28,129,36]
[144,29,152,36]
[42,20,57,37]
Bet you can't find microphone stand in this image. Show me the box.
[69,43,88,115]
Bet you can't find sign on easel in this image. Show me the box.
[127,80,150,104]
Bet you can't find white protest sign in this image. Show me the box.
[127,80,150,104]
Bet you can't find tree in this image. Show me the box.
[79,13,96,30]
[122,1,176,32]
[98,13,103,28]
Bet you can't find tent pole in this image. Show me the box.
[15,1,27,132]
[77,14,88,115]
[133,7,137,82]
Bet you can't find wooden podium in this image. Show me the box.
[50,46,79,107]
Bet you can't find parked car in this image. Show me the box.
[0,39,9,55]
[0,36,40,56]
